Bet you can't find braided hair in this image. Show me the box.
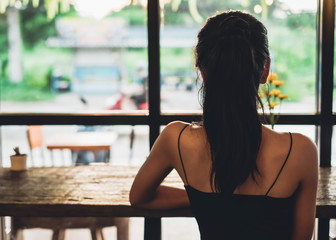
[195,10,270,194]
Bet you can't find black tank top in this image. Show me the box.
[178,125,295,240]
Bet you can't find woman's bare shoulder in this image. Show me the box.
[263,127,317,154]
[164,121,205,139]
[159,121,206,151]
[290,133,318,167]
[165,121,190,129]
[273,131,318,180]
[156,121,190,146]
[162,121,190,136]
[290,132,317,155]
[263,126,317,167]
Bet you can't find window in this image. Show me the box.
[160,0,317,114]
[0,1,333,165]
[0,0,334,238]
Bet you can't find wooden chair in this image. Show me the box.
[10,126,129,240]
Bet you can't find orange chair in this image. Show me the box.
[11,126,129,240]
[27,125,43,150]
[27,125,46,166]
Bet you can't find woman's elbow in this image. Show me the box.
[129,191,139,206]
[129,190,147,207]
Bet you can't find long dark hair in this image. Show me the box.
[195,10,269,194]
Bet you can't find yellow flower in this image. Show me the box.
[267,73,278,83]
[269,89,281,96]
[272,80,285,87]
[259,92,265,98]
[268,102,279,109]
[278,94,289,100]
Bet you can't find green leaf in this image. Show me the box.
[0,0,10,14]
[32,0,39,8]
[60,0,70,12]
[188,0,203,24]
[171,0,182,12]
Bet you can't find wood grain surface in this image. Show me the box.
[0,165,190,218]
[0,166,334,218]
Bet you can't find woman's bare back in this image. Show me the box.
[174,122,311,199]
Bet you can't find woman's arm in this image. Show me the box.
[130,185,189,209]
[291,134,318,240]
[129,122,190,209]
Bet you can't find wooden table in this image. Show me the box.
[0,165,334,240]
[46,131,118,163]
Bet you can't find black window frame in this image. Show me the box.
[0,0,334,167]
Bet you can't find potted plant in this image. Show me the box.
[10,147,27,171]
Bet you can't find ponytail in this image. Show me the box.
[196,11,269,194]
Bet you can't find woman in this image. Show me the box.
[130,10,318,240]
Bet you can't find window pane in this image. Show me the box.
[332,126,336,166]
[160,1,317,113]
[0,125,148,168]
[333,6,336,113]
[1,4,148,113]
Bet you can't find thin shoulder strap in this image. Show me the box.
[265,132,293,196]
[178,124,190,186]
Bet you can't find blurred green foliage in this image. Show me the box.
[286,12,316,30]
[0,45,72,101]
[0,77,53,101]
[0,15,8,79]
[265,15,316,101]
[22,45,72,93]
[109,5,146,25]
[161,48,194,72]
[20,4,57,48]
[0,0,318,104]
